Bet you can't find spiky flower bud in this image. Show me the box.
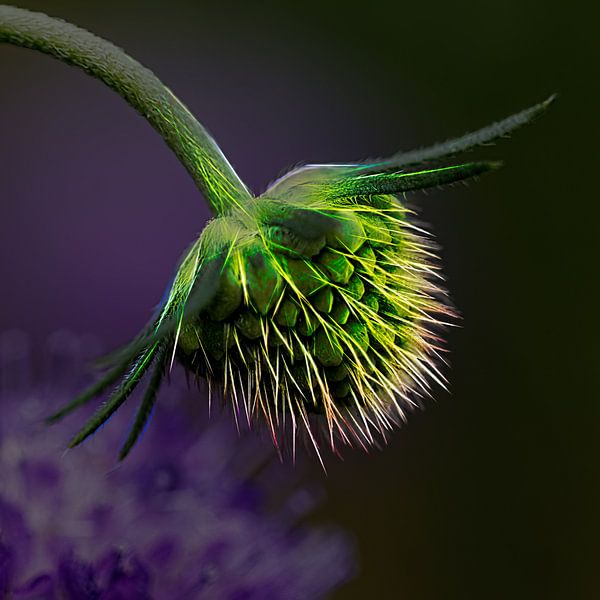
[173,190,449,458]
[0,6,553,460]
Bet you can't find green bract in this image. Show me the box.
[0,5,553,462]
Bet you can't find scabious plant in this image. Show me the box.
[0,6,553,463]
[0,331,355,598]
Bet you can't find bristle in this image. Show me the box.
[170,191,454,462]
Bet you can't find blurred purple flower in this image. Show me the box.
[0,330,356,599]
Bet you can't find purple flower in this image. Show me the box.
[0,330,356,599]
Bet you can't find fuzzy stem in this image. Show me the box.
[0,5,251,214]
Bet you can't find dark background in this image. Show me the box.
[0,1,597,598]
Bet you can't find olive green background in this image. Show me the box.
[0,1,596,598]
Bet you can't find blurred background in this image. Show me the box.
[0,0,596,598]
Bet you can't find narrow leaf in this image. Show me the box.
[67,342,160,448]
[118,348,167,460]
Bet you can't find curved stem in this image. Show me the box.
[0,5,251,214]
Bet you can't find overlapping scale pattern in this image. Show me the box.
[176,194,453,458]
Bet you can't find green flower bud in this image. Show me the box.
[5,4,551,461]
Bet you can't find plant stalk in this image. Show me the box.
[0,4,252,214]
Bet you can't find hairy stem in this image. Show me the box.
[0,4,251,214]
